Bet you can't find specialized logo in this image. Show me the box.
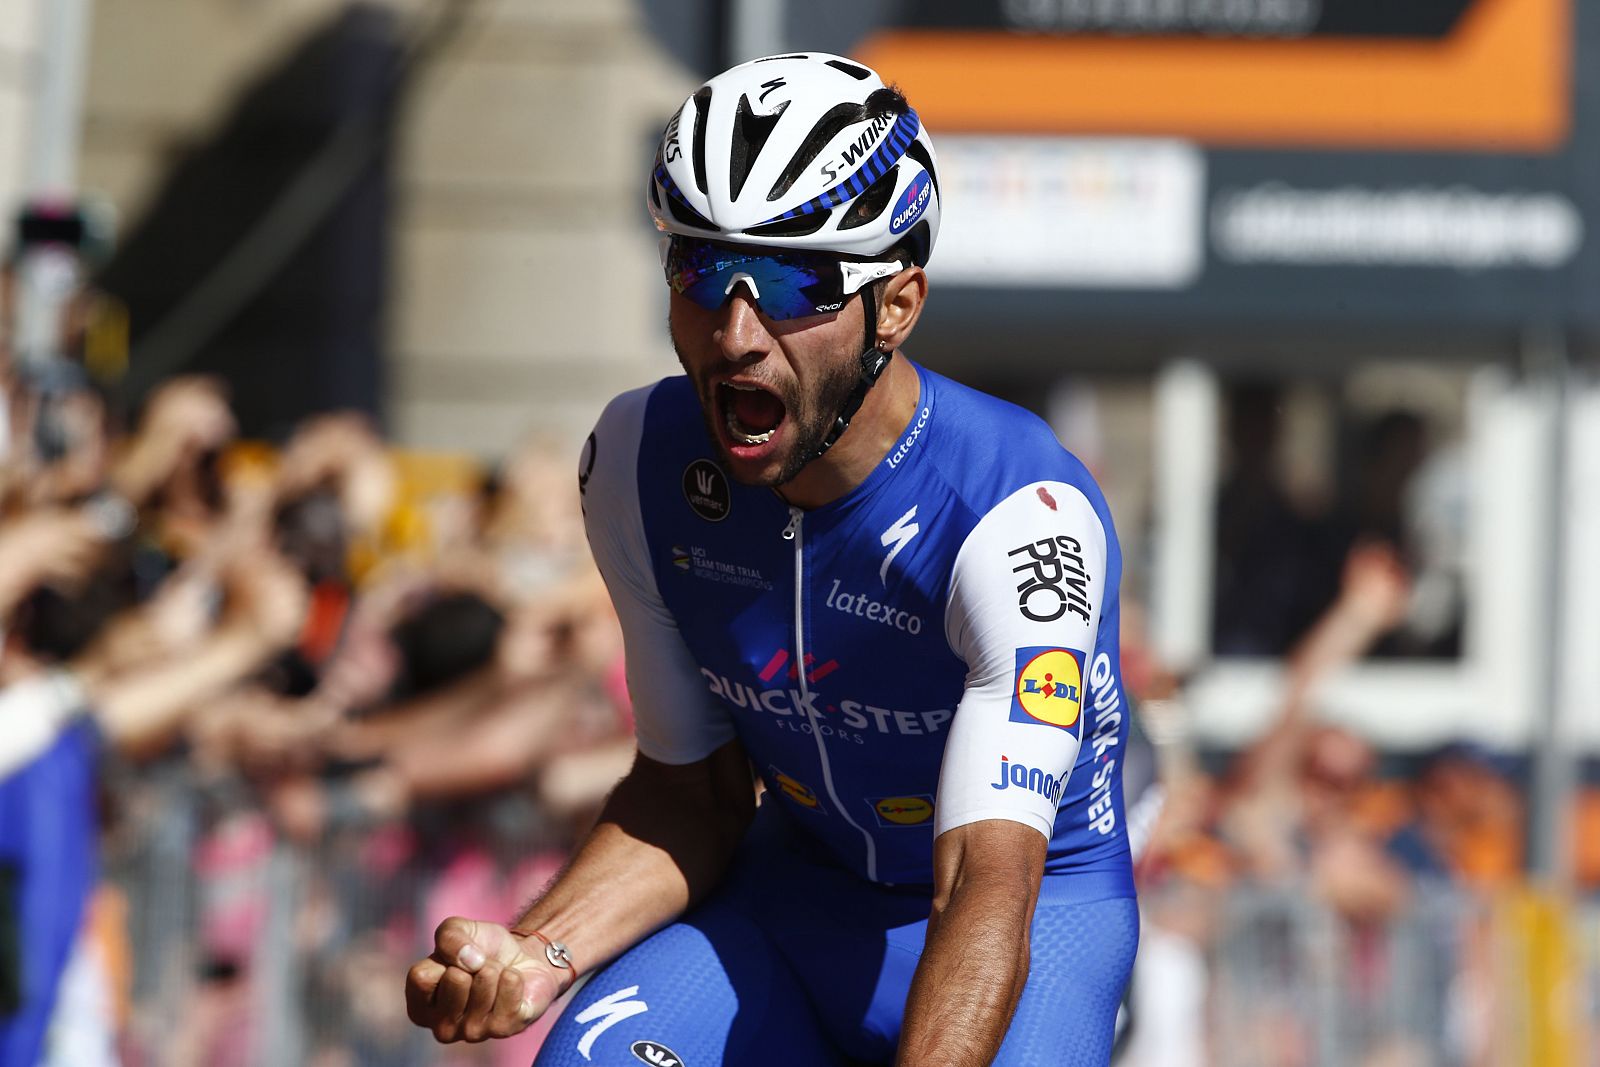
[756,76,786,105]
[1007,535,1093,623]
[1009,646,1086,730]
[631,1039,686,1066]
[869,795,935,827]
[890,176,933,235]
[682,459,731,522]
[879,505,920,585]
[768,766,822,810]
[576,986,648,1060]
[578,433,597,497]
[990,755,1066,805]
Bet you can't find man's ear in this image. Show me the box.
[876,267,927,351]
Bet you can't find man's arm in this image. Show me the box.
[919,477,1113,1058]
[404,737,755,1043]
[897,819,1047,1067]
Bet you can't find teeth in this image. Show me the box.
[719,381,776,445]
[725,405,774,445]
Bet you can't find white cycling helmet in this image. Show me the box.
[648,52,941,267]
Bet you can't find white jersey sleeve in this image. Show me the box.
[581,386,738,764]
[936,481,1109,841]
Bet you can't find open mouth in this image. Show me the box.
[717,381,787,447]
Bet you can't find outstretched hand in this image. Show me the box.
[405,917,560,1043]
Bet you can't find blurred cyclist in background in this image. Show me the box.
[408,53,1137,1066]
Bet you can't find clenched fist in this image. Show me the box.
[406,917,562,1043]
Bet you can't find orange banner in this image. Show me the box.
[856,0,1569,151]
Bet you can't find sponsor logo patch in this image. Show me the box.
[1009,646,1086,731]
[869,794,935,827]
[631,1039,686,1066]
[671,544,772,589]
[1007,535,1093,624]
[768,766,823,811]
[890,176,933,235]
[682,459,731,522]
[990,755,1066,805]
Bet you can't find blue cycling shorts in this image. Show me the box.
[533,809,1137,1067]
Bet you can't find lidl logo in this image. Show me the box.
[869,794,934,827]
[1009,647,1085,731]
[768,766,822,811]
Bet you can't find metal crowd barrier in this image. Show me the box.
[101,765,1599,1067]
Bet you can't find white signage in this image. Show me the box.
[930,136,1205,289]
[1213,184,1585,269]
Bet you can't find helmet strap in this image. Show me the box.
[810,289,890,461]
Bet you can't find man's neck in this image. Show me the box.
[776,352,919,510]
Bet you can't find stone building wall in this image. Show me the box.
[76,0,691,456]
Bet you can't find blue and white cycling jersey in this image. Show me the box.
[581,360,1132,900]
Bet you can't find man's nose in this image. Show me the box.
[714,283,769,362]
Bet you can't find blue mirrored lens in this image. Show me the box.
[666,240,840,321]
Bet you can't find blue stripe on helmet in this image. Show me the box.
[656,164,693,208]
[759,110,921,227]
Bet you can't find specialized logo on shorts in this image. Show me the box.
[575,985,648,1060]
[768,766,822,811]
[682,459,730,522]
[1009,647,1085,731]
[631,1039,686,1066]
[869,795,934,827]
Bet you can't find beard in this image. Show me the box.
[670,327,865,488]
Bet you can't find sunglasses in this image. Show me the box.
[662,236,907,321]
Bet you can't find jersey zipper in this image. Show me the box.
[783,505,878,881]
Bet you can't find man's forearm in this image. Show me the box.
[897,880,1032,1067]
[84,624,273,752]
[509,744,754,985]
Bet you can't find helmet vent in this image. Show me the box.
[729,94,787,202]
[767,102,866,203]
[837,168,898,231]
[745,212,830,239]
[825,59,871,80]
[666,190,715,231]
[690,87,712,194]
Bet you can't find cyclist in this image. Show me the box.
[406,52,1136,1066]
